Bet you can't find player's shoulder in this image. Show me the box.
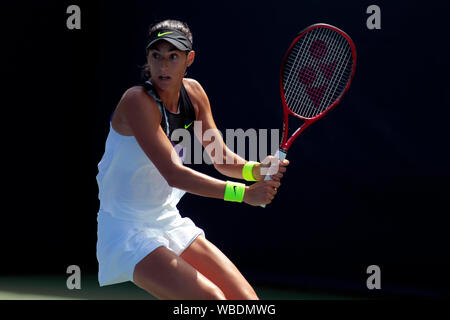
[183,78,208,105]
[120,85,158,109]
[182,78,210,117]
[183,78,205,94]
[122,85,148,101]
[115,85,160,125]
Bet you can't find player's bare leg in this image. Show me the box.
[133,246,226,300]
[181,235,259,300]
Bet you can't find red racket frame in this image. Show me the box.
[279,23,357,152]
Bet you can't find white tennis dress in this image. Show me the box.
[96,123,205,286]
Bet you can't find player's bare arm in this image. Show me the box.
[184,78,289,183]
[122,86,279,206]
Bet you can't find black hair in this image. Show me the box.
[141,19,193,80]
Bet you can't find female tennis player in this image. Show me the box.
[96,19,289,300]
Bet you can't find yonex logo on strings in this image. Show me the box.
[298,39,337,109]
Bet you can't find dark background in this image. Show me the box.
[3,0,449,298]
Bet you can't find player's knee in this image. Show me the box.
[204,286,226,300]
[245,290,260,300]
[235,287,259,300]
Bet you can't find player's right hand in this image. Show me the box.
[243,179,281,206]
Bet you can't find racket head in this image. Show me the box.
[279,23,357,150]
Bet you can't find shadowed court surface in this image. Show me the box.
[0,275,365,300]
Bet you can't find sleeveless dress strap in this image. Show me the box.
[143,80,170,136]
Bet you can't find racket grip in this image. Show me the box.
[260,149,287,208]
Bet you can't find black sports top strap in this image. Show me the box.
[179,83,196,129]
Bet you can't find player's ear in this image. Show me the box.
[186,50,195,67]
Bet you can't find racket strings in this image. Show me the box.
[287,29,346,116]
[282,27,354,119]
[283,30,320,115]
[297,35,351,117]
[295,29,335,117]
[307,33,349,117]
[284,29,328,116]
[285,31,320,116]
[317,36,352,117]
[308,30,345,116]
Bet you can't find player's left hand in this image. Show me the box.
[254,156,289,182]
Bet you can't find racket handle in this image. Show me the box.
[260,149,287,208]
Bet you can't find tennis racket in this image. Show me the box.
[262,23,357,208]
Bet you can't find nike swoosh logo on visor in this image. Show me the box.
[158,31,173,37]
[184,122,193,129]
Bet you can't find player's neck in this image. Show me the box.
[156,85,181,113]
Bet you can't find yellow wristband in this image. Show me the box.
[224,181,246,202]
[242,161,259,181]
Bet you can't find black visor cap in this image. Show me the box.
[146,29,192,52]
